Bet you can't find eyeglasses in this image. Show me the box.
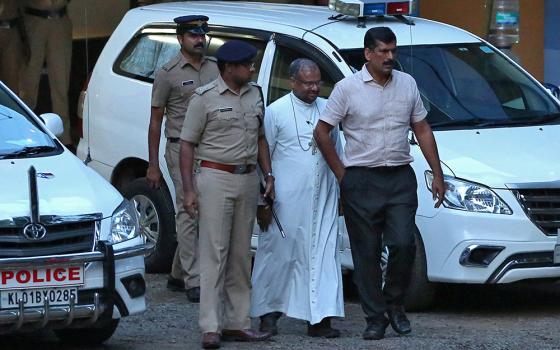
[296,79,323,88]
[239,61,256,70]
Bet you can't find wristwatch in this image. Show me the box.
[264,172,274,180]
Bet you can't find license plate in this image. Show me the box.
[0,265,84,290]
[554,244,560,265]
[0,287,77,309]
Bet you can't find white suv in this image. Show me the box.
[0,81,149,343]
[78,1,560,309]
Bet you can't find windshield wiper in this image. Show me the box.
[430,118,496,128]
[0,145,57,159]
[479,113,560,127]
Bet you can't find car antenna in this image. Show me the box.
[84,1,92,165]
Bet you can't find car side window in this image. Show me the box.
[268,44,335,105]
[118,32,180,81]
[114,29,267,83]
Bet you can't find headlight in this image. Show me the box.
[425,171,512,215]
[110,199,141,243]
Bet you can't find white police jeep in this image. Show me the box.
[78,0,560,309]
[0,81,150,343]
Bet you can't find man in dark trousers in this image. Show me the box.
[314,26,445,340]
[179,40,274,349]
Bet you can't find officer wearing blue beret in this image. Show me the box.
[214,40,257,63]
[149,14,219,304]
[179,40,274,348]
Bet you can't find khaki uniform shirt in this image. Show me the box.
[320,65,427,168]
[24,0,69,11]
[0,0,19,20]
[180,76,264,165]
[152,53,219,138]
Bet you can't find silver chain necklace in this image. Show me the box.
[289,93,320,154]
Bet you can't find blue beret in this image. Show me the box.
[174,15,209,35]
[215,40,258,63]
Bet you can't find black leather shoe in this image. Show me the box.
[186,287,200,303]
[362,316,389,340]
[387,306,411,335]
[166,276,184,292]
[259,312,281,335]
[307,318,340,338]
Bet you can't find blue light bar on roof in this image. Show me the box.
[328,0,415,17]
[363,3,385,16]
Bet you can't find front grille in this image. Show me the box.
[0,220,96,258]
[514,189,560,236]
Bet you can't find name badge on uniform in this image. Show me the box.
[182,80,194,86]
[219,107,233,112]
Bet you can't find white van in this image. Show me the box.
[77,0,560,309]
[0,82,149,342]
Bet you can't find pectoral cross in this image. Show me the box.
[309,139,318,155]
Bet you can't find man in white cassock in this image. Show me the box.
[250,58,344,338]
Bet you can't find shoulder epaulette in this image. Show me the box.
[162,55,181,72]
[205,56,217,62]
[194,80,217,95]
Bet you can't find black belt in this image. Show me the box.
[347,164,409,172]
[25,6,67,19]
[167,137,180,143]
[0,18,19,29]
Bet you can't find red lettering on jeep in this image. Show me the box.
[68,267,80,281]
[16,270,31,284]
[54,268,65,282]
[32,269,45,283]
[1,271,14,285]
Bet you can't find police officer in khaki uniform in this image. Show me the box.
[20,0,72,145]
[148,15,219,303]
[179,40,274,349]
[0,0,25,92]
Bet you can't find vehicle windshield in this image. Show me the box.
[340,43,560,129]
[0,86,57,159]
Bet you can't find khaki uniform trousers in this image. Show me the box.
[0,26,22,92]
[196,167,259,333]
[165,141,200,289]
[20,14,72,144]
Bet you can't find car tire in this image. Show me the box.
[54,318,119,345]
[121,177,176,273]
[403,227,437,311]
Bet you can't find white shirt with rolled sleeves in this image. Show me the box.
[319,65,427,168]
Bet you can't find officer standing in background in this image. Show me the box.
[179,40,274,349]
[148,15,219,303]
[0,0,25,92]
[19,0,72,145]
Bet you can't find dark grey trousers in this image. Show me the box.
[340,165,418,320]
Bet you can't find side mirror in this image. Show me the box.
[39,113,64,136]
[542,83,560,99]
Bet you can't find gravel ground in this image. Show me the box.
[3,273,560,350]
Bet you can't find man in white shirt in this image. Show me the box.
[251,58,344,338]
[314,27,445,340]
